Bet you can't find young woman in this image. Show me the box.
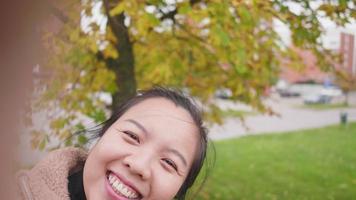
[17,87,211,200]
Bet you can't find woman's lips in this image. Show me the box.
[105,170,142,200]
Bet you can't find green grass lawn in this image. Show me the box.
[194,123,356,200]
[299,103,352,110]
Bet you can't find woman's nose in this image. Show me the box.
[122,151,152,180]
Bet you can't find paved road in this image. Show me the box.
[209,96,356,141]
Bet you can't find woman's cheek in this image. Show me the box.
[152,171,185,199]
[98,131,125,151]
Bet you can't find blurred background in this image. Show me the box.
[7,0,356,199]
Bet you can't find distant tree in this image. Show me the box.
[334,69,356,106]
[29,0,356,150]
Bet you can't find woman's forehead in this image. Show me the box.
[123,98,195,123]
[117,98,199,155]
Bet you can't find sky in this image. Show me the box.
[273,1,356,50]
[274,17,356,50]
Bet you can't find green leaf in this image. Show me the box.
[75,123,85,130]
[146,13,160,26]
[234,65,248,76]
[110,3,125,16]
[65,139,72,147]
[216,25,230,46]
[179,3,191,14]
[89,109,107,123]
[50,118,68,130]
[238,6,253,25]
[77,135,88,145]
[39,138,47,151]
[234,48,248,75]
[59,130,71,140]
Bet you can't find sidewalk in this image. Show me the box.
[209,97,356,141]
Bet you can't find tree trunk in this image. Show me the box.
[344,91,349,106]
[104,12,137,112]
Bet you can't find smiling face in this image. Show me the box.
[83,97,199,200]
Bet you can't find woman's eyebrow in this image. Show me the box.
[167,148,187,167]
[124,119,148,135]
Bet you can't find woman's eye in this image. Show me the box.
[162,158,178,171]
[122,131,140,143]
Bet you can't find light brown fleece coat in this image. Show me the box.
[16,147,87,200]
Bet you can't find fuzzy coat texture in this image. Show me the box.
[16,147,87,200]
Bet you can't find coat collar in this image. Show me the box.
[17,147,87,200]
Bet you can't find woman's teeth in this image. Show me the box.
[108,172,140,199]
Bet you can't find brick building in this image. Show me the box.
[279,48,330,84]
[340,32,356,74]
[280,31,356,84]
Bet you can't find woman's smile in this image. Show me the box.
[106,170,143,200]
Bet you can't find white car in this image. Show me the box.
[320,87,343,97]
[303,93,331,104]
[303,86,342,104]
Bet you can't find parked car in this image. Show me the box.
[303,93,332,104]
[215,89,232,99]
[276,80,298,97]
[278,84,301,97]
[278,88,301,97]
[320,86,343,97]
[303,86,342,104]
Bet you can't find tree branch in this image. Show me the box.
[159,8,178,22]
[102,0,127,39]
